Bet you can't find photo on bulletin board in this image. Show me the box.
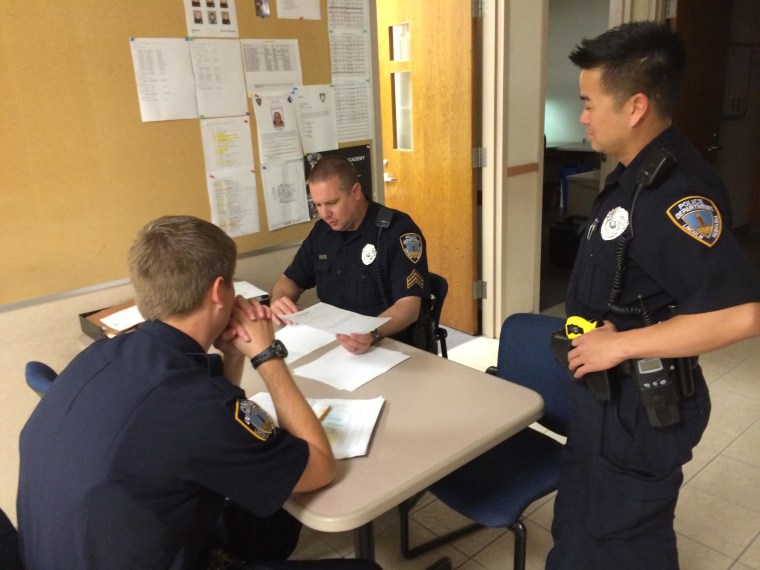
[304,145,372,218]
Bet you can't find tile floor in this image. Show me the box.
[290,304,760,569]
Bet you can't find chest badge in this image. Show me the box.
[600,207,630,241]
[361,243,377,265]
[666,195,722,247]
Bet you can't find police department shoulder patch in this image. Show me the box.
[400,233,423,263]
[666,196,722,247]
[234,398,276,441]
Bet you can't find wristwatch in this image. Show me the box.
[370,328,381,344]
[250,339,288,369]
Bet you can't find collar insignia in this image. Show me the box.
[235,399,276,441]
[400,233,423,264]
[667,196,722,247]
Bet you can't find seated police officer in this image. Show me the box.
[270,156,429,355]
[17,215,380,570]
[546,22,760,569]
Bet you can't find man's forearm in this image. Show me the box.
[377,296,422,337]
[615,302,760,360]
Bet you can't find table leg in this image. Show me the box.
[353,521,375,561]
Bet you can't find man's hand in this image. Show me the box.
[214,296,265,354]
[335,332,374,355]
[269,295,299,326]
[222,298,276,359]
[567,320,624,378]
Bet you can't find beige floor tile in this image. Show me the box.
[373,519,470,570]
[683,443,718,484]
[712,353,760,400]
[731,563,758,570]
[290,527,344,561]
[471,519,552,570]
[675,486,760,558]
[447,337,499,371]
[676,533,734,570]
[739,533,760,569]
[698,385,760,453]
[456,560,489,569]
[724,420,760,469]
[689,455,760,514]
[526,494,556,533]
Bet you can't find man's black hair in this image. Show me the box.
[569,21,687,117]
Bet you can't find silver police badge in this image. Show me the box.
[361,243,377,265]
[600,207,629,241]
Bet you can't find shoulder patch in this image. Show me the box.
[666,196,722,247]
[234,399,276,441]
[400,233,423,263]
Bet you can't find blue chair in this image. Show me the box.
[399,313,571,569]
[25,361,57,397]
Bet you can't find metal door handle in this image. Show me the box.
[384,173,397,182]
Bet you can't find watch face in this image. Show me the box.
[273,339,288,358]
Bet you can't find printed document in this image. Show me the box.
[250,391,384,459]
[285,302,389,334]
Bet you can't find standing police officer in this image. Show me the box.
[547,21,760,569]
[270,155,429,355]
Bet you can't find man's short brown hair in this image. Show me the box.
[307,155,359,193]
[128,215,237,320]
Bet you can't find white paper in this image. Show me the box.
[233,281,269,299]
[206,167,261,237]
[190,39,248,118]
[250,392,384,459]
[130,38,199,122]
[200,117,260,237]
[293,345,409,391]
[275,324,336,363]
[260,159,310,230]
[291,85,339,154]
[240,39,303,93]
[184,0,239,38]
[276,0,321,20]
[101,305,144,332]
[327,0,374,142]
[332,80,373,142]
[252,91,303,163]
[200,115,255,170]
[286,302,389,334]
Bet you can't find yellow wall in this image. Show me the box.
[0,1,337,305]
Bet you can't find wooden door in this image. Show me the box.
[376,1,479,334]
[670,0,733,165]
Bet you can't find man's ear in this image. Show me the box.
[351,182,363,200]
[629,92,650,127]
[209,276,227,308]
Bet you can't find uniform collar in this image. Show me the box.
[139,321,223,376]
[605,125,679,193]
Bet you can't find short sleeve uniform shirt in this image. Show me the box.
[285,201,429,316]
[566,126,760,330]
[17,321,308,570]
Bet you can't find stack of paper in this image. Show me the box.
[249,392,384,459]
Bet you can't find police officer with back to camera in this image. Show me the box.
[270,155,430,355]
[546,21,760,569]
[17,215,381,570]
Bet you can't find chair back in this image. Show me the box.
[0,507,23,570]
[25,361,57,397]
[428,273,448,328]
[495,313,571,435]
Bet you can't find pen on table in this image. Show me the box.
[318,406,331,422]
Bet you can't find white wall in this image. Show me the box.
[544,0,609,144]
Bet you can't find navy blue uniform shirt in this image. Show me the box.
[567,126,760,329]
[285,201,429,317]
[17,321,308,570]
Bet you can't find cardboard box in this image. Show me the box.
[79,300,140,340]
